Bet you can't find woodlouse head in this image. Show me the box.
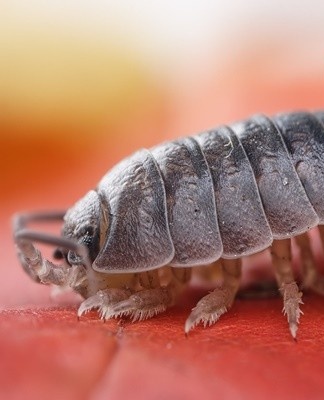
[58,190,102,265]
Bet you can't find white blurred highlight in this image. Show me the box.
[2,0,324,77]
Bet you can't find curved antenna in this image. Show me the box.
[13,210,65,231]
[13,211,91,283]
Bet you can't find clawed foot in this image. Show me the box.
[280,282,303,339]
[78,286,174,322]
[78,288,131,319]
[108,287,173,321]
[185,288,234,334]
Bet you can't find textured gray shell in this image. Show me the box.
[232,115,319,238]
[95,150,174,272]
[274,112,324,223]
[90,111,324,273]
[151,137,222,266]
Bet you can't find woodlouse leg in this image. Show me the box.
[294,232,324,294]
[184,259,242,334]
[171,267,192,285]
[77,288,132,319]
[318,225,324,243]
[103,286,176,322]
[194,259,223,282]
[139,270,161,289]
[90,268,190,322]
[271,239,303,339]
[310,225,324,294]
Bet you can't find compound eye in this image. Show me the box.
[79,226,95,246]
[75,225,100,264]
[77,225,94,237]
[83,226,94,236]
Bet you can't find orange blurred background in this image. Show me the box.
[1,1,324,307]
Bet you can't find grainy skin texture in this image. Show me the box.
[232,115,318,237]
[96,149,174,272]
[274,112,324,222]
[14,110,324,338]
[195,125,272,257]
[150,137,222,266]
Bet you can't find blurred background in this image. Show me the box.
[1,0,324,307]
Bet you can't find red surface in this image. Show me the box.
[1,294,324,400]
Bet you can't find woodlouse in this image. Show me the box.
[13,111,324,338]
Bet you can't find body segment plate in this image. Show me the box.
[195,126,272,258]
[151,137,222,266]
[95,149,175,272]
[233,115,318,238]
[274,112,324,223]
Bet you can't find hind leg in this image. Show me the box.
[294,231,324,294]
[185,258,242,333]
[271,239,303,339]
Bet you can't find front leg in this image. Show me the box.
[78,287,133,319]
[106,267,191,321]
[78,267,191,322]
[107,286,174,321]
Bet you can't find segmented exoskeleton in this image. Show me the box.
[14,111,324,338]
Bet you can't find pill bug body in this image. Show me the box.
[14,110,324,338]
[92,111,323,269]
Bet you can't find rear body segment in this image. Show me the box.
[233,114,319,238]
[274,112,324,223]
